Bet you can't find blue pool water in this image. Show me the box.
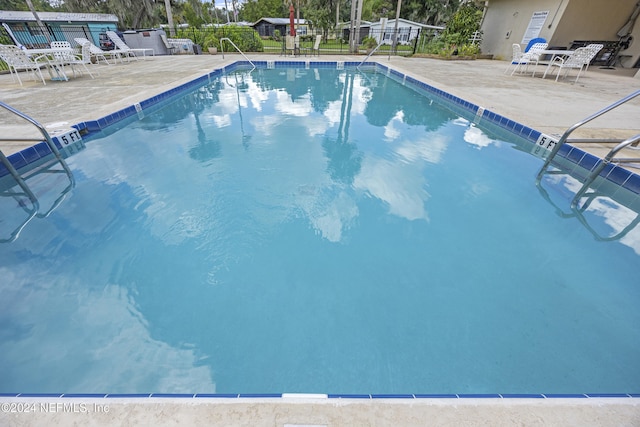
[1,65,639,395]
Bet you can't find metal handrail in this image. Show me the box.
[0,101,75,242]
[536,89,640,181]
[570,133,640,208]
[219,38,256,71]
[0,149,39,243]
[0,101,75,185]
[357,42,384,68]
[535,174,640,242]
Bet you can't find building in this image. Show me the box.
[339,18,443,46]
[479,0,640,74]
[253,17,310,38]
[369,18,443,45]
[0,10,118,49]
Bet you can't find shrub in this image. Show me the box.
[361,36,377,49]
[218,25,263,52]
[202,33,219,51]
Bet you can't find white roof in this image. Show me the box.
[255,17,308,25]
[370,18,443,30]
[0,10,119,23]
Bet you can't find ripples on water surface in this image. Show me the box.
[1,67,639,394]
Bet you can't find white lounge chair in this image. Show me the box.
[305,34,322,57]
[74,37,120,64]
[106,31,151,61]
[542,47,593,83]
[509,42,548,76]
[160,33,178,55]
[0,44,47,86]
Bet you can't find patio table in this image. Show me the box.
[534,49,575,77]
[24,47,75,81]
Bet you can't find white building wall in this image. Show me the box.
[480,0,640,68]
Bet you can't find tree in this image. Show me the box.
[402,0,459,25]
[61,0,164,29]
[0,0,54,11]
[240,0,287,22]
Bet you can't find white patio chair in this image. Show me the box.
[510,42,548,76]
[284,35,297,56]
[504,43,524,74]
[74,37,120,65]
[584,43,603,71]
[66,42,96,79]
[106,31,149,61]
[0,44,47,86]
[542,47,593,83]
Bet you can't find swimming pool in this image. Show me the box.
[1,62,639,396]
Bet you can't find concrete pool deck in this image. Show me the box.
[0,395,639,426]
[1,54,640,425]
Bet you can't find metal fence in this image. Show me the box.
[0,23,112,50]
[0,23,442,72]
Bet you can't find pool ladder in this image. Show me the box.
[0,101,75,243]
[219,38,256,72]
[536,90,640,208]
[535,90,640,241]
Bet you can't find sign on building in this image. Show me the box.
[522,10,549,45]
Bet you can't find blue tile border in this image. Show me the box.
[542,394,588,399]
[16,393,64,397]
[61,393,108,398]
[105,394,152,398]
[150,393,195,398]
[194,393,240,398]
[457,394,502,399]
[500,394,546,399]
[327,394,371,399]
[371,394,415,399]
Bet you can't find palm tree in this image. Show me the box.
[164,0,175,36]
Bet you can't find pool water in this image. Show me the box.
[1,67,639,395]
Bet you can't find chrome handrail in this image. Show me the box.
[536,89,640,181]
[0,101,75,242]
[219,37,256,71]
[571,133,640,208]
[0,101,75,186]
[357,42,384,69]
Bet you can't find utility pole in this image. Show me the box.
[25,0,51,44]
[391,0,402,53]
[354,0,363,52]
[348,0,356,52]
[164,0,175,36]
